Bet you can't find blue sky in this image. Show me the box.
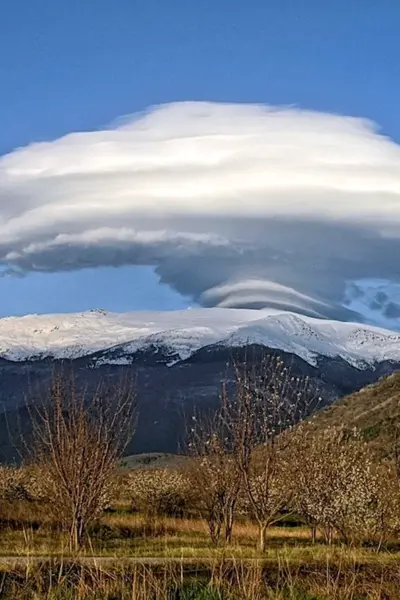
[0,0,399,316]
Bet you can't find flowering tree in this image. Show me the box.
[128,468,191,518]
[188,413,242,545]
[219,355,319,551]
[0,466,28,501]
[292,425,400,547]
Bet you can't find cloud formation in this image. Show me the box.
[1,101,400,324]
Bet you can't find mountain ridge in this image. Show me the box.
[1,307,400,369]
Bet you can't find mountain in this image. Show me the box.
[1,307,400,367]
[343,279,400,331]
[0,308,400,460]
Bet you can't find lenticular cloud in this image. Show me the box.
[1,101,400,323]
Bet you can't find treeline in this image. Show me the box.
[1,358,400,553]
[131,357,400,551]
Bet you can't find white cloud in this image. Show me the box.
[200,279,328,316]
[1,101,400,322]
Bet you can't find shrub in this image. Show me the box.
[128,468,192,518]
[0,465,29,502]
[292,425,400,546]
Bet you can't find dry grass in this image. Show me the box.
[0,554,400,599]
[1,505,400,597]
[312,371,400,457]
[1,508,400,570]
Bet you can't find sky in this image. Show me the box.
[0,0,400,318]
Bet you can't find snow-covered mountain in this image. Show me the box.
[1,307,400,368]
[1,307,400,459]
[343,279,400,331]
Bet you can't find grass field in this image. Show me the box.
[2,367,400,598]
[1,504,400,598]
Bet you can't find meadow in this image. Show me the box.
[1,464,400,599]
[1,366,400,598]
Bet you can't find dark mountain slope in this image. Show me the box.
[0,343,399,462]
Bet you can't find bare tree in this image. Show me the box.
[187,411,242,545]
[30,371,136,553]
[220,355,319,551]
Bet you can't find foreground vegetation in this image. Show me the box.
[1,362,400,597]
[2,554,400,599]
[1,507,400,599]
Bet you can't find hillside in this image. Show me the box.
[313,370,400,457]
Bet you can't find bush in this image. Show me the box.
[292,425,400,546]
[0,466,31,502]
[128,468,191,518]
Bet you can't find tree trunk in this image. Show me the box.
[69,515,85,554]
[258,523,268,552]
[323,526,333,545]
[224,504,235,544]
[311,526,316,544]
[208,518,222,546]
[69,524,79,554]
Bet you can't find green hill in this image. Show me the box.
[313,370,400,457]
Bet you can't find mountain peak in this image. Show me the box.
[0,308,399,368]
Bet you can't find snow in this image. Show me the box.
[343,279,400,331]
[0,307,400,368]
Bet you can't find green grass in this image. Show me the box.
[173,583,225,600]
[120,453,188,470]
[0,558,397,600]
[1,502,400,597]
[1,512,400,569]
